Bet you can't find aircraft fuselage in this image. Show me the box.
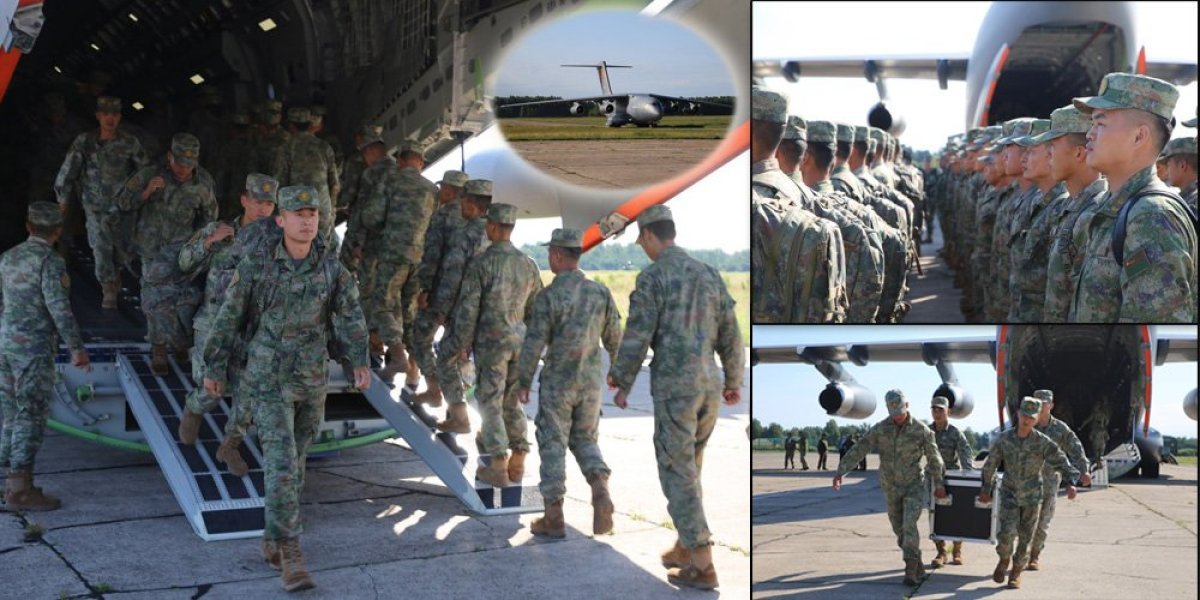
[606,94,663,127]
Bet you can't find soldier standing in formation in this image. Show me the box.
[1029,389,1091,571]
[1161,137,1197,212]
[607,205,744,590]
[928,395,973,569]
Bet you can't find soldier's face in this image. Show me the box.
[1048,136,1074,181]
[1085,108,1138,172]
[1165,156,1195,187]
[96,111,121,132]
[1018,414,1037,432]
[461,197,485,219]
[167,153,196,181]
[437,183,458,202]
[932,407,947,425]
[1023,144,1051,180]
[241,194,276,221]
[278,208,319,243]
[1004,145,1025,176]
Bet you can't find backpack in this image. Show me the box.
[1112,188,1200,265]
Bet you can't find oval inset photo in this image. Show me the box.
[491,8,736,190]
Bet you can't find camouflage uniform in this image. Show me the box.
[53,96,150,285]
[1031,392,1089,558]
[215,114,256,220]
[0,204,85,472]
[275,108,340,243]
[442,204,542,457]
[514,229,621,503]
[412,171,469,380]
[251,101,290,179]
[836,391,945,563]
[607,206,744,549]
[1042,179,1107,321]
[202,186,368,542]
[116,134,218,351]
[1161,137,1197,212]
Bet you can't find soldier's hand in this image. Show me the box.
[613,390,629,409]
[606,375,618,391]
[353,366,372,391]
[143,176,166,199]
[1080,473,1092,487]
[1065,485,1077,500]
[72,349,91,373]
[934,487,947,499]
[516,388,530,404]
[418,291,429,309]
[978,492,991,504]
[206,223,235,249]
[832,475,842,491]
[203,378,222,397]
[722,388,741,406]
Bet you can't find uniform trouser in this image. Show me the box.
[0,354,54,471]
[784,450,795,469]
[818,452,827,469]
[141,258,198,349]
[254,389,325,541]
[184,323,254,439]
[798,451,809,469]
[475,348,529,456]
[996,491,1041,568]
[1032,471,1061,554]
[436,319,467,405]
[367,260,418,350]
[883,483,926,562]
[410,306,439,377]
[653,391,719,548]
[535,386,609,504]
[84,205,120,284]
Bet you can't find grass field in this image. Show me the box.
[498,115,732,141]
[541,270,749,345]
[1177,456,1197,466]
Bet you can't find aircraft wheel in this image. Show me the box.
[1142,461,1160,478]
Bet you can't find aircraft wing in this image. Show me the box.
[495,95,626,111]
[752,54,970,86]
[1154,325,1198,364]
[1143,62,1198,86]
[648,94,732,110]
[752,325,995,366]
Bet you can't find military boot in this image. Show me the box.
[932,540,947,568]
[993,558,1010,583]
[661,540,690,569]
[174,348,191,371]
[530,500,565,538]
[261,538,281,570]
[378,345,409,381]
[1007,564,1023,589]
[667,544,718,590]
[587,471,614,535]
[404,358,421,392]
[435,403,470,434]
[902,559,919,586]
[216,436,248,477]
[101,280,119,310]
[952,541,964,565]
[277,537,315,592]
[413,377,443,407]
[507,449,527,483]
[1027,550,1039,570]
[178,409,204,445]
[476,454,510,488]
[915,558,927,579]
[3,470,61,511]
[151,344,169,376]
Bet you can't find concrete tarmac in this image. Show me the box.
[507,139,718,189]
[0,359,749,599]
[904,220,966,324]
[753,451,1197,599]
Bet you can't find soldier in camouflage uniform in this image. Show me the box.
[411,170,470,405]
[1010,120,1070,322]
[607,205,744,590]
[309,105,344,183]
[833,390,945,586]
[1161,137,1197,212]
[202,185,370,592]
[990,119,1037,320]
[176,174,280,476]
[1069,73,1197,322]
[53,96,150,308]
[341,125,390,285]
[440,203,542,488]
[979,397,1081,589]
[1,203,91,511]
[928,396,973,568]
[116,133,218,375]
[513,228,621,538]
[336,124,382,228]
[215,113,256,220]
[251,100,290,179]
[275,107,340,244]
[1029,389,1091,571]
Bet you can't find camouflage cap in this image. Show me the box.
[1161,136,1198,158]
[1019,397,1042,418]
[885,389,907,416]
[96,96,121,113]
[854,125,870,144]
[995,118,1036,146]
[486,203,518,224]
[1014,119,1052,146]
[806,120,837,144]
[397,140,425,156]
[231,112,251,125]
[1183,108,1197,128]
[637,204,673,227]
[931,396,950,410]
[781,115,807,140]
[541,227,583,248]
[170,133,201,167]
[465,179,493,197]
[245,173,279,203]
[1073,73,1179,124]
[357,130,386,151]
[866,138,877,155]
[751,85,788,123]
[440,170,469,187]
[869,127,885,143]
[836,123,855,143]
[1028,105,1091,144]
[278,185,320,212]
[262,99,283,113]
[27,201,63,228]
[287,106,313,123]
[1032,389,1054,402]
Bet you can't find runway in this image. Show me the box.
[506,139,721,189]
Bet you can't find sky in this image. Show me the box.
[753,1,1199,154]
[751,326,1200,438]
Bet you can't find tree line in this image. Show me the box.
[522,243,748,272]
[495,95,736,118]
[750,418,985,453]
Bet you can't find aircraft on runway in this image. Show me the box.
[752,325,1198,480]
[495,61,732,128]
[752,1,1198,135]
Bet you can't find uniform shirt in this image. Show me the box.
[443,240,543,355]
[932,421,973,471]
[252,127,291,179]
[831,163,868,203]
[1042,178,1107,321]
[275,131,340,225]
[1180,180,1197,213]
[1070,166,1197,322]
[752,158,803,205]
[116,163,219,259]
[431,217,488,321]
[608,246,744,398]
[54,128,149,209]
[514,268,622,394]
[417,199,466,293]
[179,217,280,333]
[1012,182,1070,321]
[1034,416,1090,478]
[0,237,85,356]
[836,414,945,490]
[982,428,1079,507]
[344,159,396,251]
[357,166,438,264]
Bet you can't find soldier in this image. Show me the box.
[202,185,370,592]
[607,205,744,590]
[176,174,280,476]
[1010,119,1069,322]
[1161,137,1197,212]
[512,227,621,538]
[336,124,382,228]
[1041,105,1108,322]
[432,180,492,435]
[979,397,1081,589]
[116,133,218,375]
[251,100,290,179]
[1070,73,1197,322]
[215,112,256,220]
[309,105,344,181]
[751,87,805,204]
[275,107,340,244]
[53,95,150,308]
[1029,389,1092,571]
[412,170,469,405]
[0,203,91,511]
[342,125,391,284]
[797,431,810,470]
[817,434,828,470]
[928,396,973,568]
[832,390,946,586]
[990,118,1037,320]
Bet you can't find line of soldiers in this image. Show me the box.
[926,72,1198,323]
[831,390,1090,589]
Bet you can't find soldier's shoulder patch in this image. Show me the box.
[1123,246,1151,280]
[61,272,70,290]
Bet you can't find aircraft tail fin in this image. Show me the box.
[562,61,631,96]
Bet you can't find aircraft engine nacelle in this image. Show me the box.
[933,383,974,418]
[599,101,615,114]
[685,102,698,114]
[867,101,907,137]
[569,102,586,115]
[1184,388,1197,421]
[818,383,877,419]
